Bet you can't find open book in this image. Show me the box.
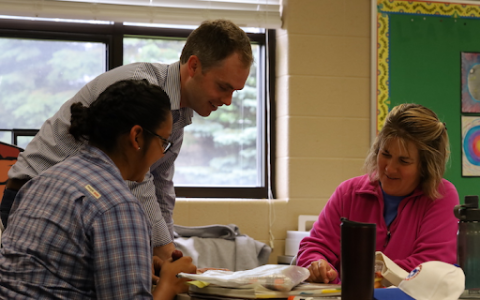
[189,282,341,299]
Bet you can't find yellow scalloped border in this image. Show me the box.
[376,11,390,134]
[377,0,480,17]
[375,0,480,133]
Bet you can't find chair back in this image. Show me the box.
[0,142,23,201]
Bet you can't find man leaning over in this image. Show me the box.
[0,19,253,263]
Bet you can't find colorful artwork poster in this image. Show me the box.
[462,52,480,113]
[462,116,480,177]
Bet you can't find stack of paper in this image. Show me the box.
[178,264,310,291]
[189,282,341,299]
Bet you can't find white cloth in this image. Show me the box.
[174,224,272,271]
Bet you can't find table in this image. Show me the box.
[176,293,476,299]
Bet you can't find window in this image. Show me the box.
[0,17,275,198]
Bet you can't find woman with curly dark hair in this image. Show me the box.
[0,79,196,300]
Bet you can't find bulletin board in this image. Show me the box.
[372,0,480,202]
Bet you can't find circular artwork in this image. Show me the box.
[462,53,480,113]
[464,125,480,166]
[468,64,480,101]
[462,116,480,176]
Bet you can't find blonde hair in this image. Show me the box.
[364,103,449,200]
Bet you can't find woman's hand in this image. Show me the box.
[152,256,162,285]
[152,256,197,300]
[306,259,338,283]
[152,249,184,284]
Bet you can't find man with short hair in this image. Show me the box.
[1,19,253,262]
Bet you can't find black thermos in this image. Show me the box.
[340,217,376,300]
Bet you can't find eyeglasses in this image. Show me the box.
[144,128,173,154]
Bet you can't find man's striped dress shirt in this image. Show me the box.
[9,61,193,247]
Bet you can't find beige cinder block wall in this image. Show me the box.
[174,0,372,264]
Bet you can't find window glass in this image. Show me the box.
[124,37,263,186]
[0,132,10,145]
[16,136,34,150]
[0,37,106,129]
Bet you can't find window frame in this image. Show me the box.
[0,18,275,199]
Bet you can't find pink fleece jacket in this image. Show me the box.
[296,174,459,283]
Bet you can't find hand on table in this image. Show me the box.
[306,259,338,284]
[152,249,184,284]
[152,255,197,300]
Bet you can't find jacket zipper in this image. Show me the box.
[384,229,391,248]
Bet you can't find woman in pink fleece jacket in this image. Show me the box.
[296,103,459,284]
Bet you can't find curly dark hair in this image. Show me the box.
[69,79,171,153]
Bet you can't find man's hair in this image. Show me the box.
[364,103,450,200]
[180,19,253,72]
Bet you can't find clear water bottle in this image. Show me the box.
[455,195,480,298]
